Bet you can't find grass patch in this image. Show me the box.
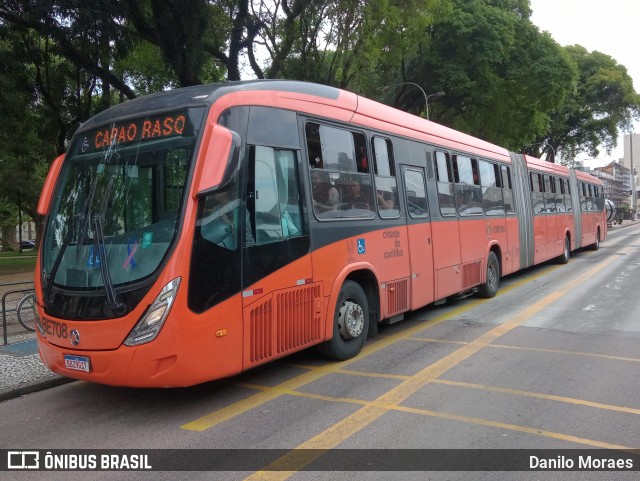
[0,252,37,276]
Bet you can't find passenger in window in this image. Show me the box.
[344,176,371,209]
[376,189,395,210]
[310,156,323,168]
[311,170,340,213]
[358,146,368,172]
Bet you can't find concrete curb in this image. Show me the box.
[0,376,75,403]
[608,220,639,230]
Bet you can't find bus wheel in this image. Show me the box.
[478,251,500,298]
[557,236,571,264]
[317,280,369,361]
[591,229,600,251]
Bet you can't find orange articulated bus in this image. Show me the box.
[34,80,607,387]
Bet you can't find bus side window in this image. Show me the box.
[198,190,244,250]
[531,172,545,214]
[501,165,515,214]
[479,160,504,216]
[316,124,363,173]
[404,169,428,218]
[305,123,323,168]
[555,177,566,213]
[564,179,572,212]
[252,146,304,245]
[305,121,374,218]
[435,151,456,216]
[454,155,482,216]
[372,136,399,218]
[544,175,555,213]
[595,185,604,211]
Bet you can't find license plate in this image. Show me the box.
[64,354,91,372]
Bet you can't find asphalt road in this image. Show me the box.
[1,225,640,481]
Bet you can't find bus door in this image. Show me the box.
[241,145,319,369]
[582,183,595,243]
[544,175,559,257]
[531,172,547,262]
[432,151,462,299]
[401,166,434,309]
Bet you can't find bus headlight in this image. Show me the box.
[124,277,181,346]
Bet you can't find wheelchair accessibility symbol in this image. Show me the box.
[357,238,366,254]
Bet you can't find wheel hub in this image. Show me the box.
[338,301,364,339]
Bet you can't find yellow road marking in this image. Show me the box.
[234,383,633,480]
[408,337,640,364]
[284,366,640,416]
[181,300,474,431]
[239,379,640,435]
[316,368,640,416]
[406,337,469,346]
[432,379,640,416]
[242,258,611,480]
[330,369,410,381]
[237,382,368,407]
[392,405,634,450]
[182,264,556,431]
[489,343,640,363]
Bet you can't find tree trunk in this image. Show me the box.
[1,225,17,252]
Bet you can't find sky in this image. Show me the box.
[529,0,640,167]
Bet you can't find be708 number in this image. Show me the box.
[41,318,68,339]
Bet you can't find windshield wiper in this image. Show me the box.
[43,223,74,310]
[93,214,126,315]
[93,171,126,315]
[75,174,100,261]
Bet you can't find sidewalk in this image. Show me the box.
[1,219,638,402]
[608,219,639,230]
[0,272,73,402]
[0,333,72,402]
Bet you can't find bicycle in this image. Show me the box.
[16,291,36,332]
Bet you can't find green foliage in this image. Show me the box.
[0,0,639,237]
[123,0,232,84]
[541,45,640,160]
[261,0,452,94]
[396,0,576,151]
[0,199,17,229]
[0,1,232,239]
[116,41,180,95]
[0,29,57,229]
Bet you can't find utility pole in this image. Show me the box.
[629,134,637,218]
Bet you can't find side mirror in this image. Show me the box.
[37,154,65,216]
[193,124,241,198]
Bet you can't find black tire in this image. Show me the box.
[591,229,600,251]
[478,251,500,298]
[16,293,36,332]
[317,280,369,361]
[557,236,571,264]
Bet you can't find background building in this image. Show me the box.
[592,161,631,208]
[622,133,640,213]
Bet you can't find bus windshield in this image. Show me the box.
[42,108,205,293]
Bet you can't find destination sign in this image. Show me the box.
[79,111,190,154]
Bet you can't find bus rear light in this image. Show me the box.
[124,278,181,347]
